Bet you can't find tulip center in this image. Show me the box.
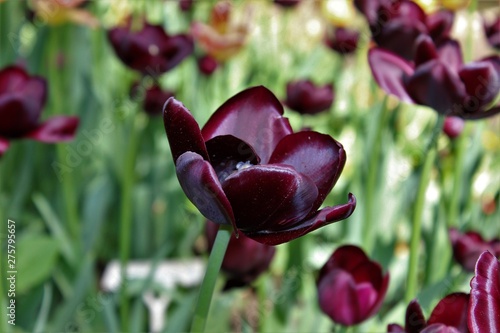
[236,161,253,170]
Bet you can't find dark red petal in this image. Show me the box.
[460,105,500,120]
[374,19,427,60]
[428,293,469,331]
[442,116,465,139]
[468,251,500,333]
[427,10,454,42]
[0,65,29,94]
[421,323,461,333]
[27,116,79,142]
[246,193,356,245]
[284,80,334,115]
[175,152,236,228]
[405,60,467,114]
[269,131,345,209]
[459,61,499,109]
[163,97,209,163]
[201,86,293,164]
[320,245,370,278]
[368,48,415,103]
[414,34,438,67]
[436,39,463,72]
[406,300,427,333]
[0,137,9,157]
[318,269,363,325]
[387,324,405,333]
[0,97,39,137]
[222,164,318,233]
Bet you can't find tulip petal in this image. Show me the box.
[373,19,427,60]
[222,164,318,234]
[427,10,454,43]
[27,116,79,142]
[428,293,469,331]
[175,151,236,228]
[320,245,370,277]
[201,86,293,163]
[405,60,467,114]
[163,97,209,163]
[459,61,499,109]
[460,105,500,120]
[436,39,463,72]
[387,324,405,332]
[368,48,415,103]
[246,193,356,245]
[269,131,345,208]
[0,137,9,157]
[468,251,500,333]
[405,300,427,333]
[0,97,39,137]
[421,323,461,333]
[414,34,438,67]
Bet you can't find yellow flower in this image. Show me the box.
[438,0,470,10]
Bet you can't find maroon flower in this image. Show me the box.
[368,34,500,119]
[284,80,334,115]
[324,27,360,55]
[355,0,454,60]
[179,0,194,12]
[449,228,500,272]
[274,0,301,8]
[388,293,470,333]
[205,220,275,288]
[130,82,174,116]
[317,245,389,326]
[107,19,193,76]
[0,65,78,156]
[442,116,464,139]
[483,15,500,50]
[163,86,355,245]
[197,54,219,76]
[468,251,500,333]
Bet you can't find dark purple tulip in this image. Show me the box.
[426,10,455,44]
[163,86,355,245]
[325,27,360,55]
[449,228,500,272]
[205,220,275,288]
[284,80,334,115]
[197,54,219,76]
[368,34,500,119]
[442,116,464,139]
[483,15,500,50]
[388,293,470,333]
[0,65,79,156]
[107,19,193,76]
[130,82,174,116]
[274,0,301,8]
[317,245,389,326]
[179,0,194,12]
[468,251,500,333]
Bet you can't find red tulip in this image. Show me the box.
[483,15,500,50]
[325,27,360,56]
[284,80,334,115]
[442,116,464,139]
[163,86,355,245]
[317,245,389,326]
[205,220,275,288]
[197,55,219,76]
[130,82,174,116]
[0,65,79,156]
[388,293,470,333]
[468,251,500,333]
[108,18,193,76]
[368,34,500,119]
[449,228,500,272]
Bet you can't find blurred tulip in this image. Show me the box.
[442,116,465,138]
[284,80,334,115]
[368,34,500,119]
[179,0,194,12]
[274,0,301,7]
[130,82,174,116]
[449,228,500,272]
[324,27,360,55]
[191,1,250,61]
[438,0,470,11]
[30,0,98,27]
[388,293,470,332]
[469,251,500,333]
[108,18,194,76]
[205,220,275,288]
[197,54,219,75]
[317,245,389,326]
[483,15,500,50]
[0,65,79,156]
[163,86,356,245]
[355,0,454,60]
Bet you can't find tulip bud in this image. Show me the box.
[449,228,500,272]
[197,55,219,75]
[442,116,464,138]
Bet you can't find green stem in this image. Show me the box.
[447,127,467,227]
[57,144,80,239]
[119,114,143,332]
[362,97,390,253]
[191,224,232,332]
[405,115,445,303]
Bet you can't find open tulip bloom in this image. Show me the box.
[0,65,79,156]
[369,34,500,119]
[163,86,356,245]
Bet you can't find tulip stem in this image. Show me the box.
[405,115,445,303]
[447,126,467,227]
[191,224,232,333]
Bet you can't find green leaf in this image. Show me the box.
[16,233,59,294]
